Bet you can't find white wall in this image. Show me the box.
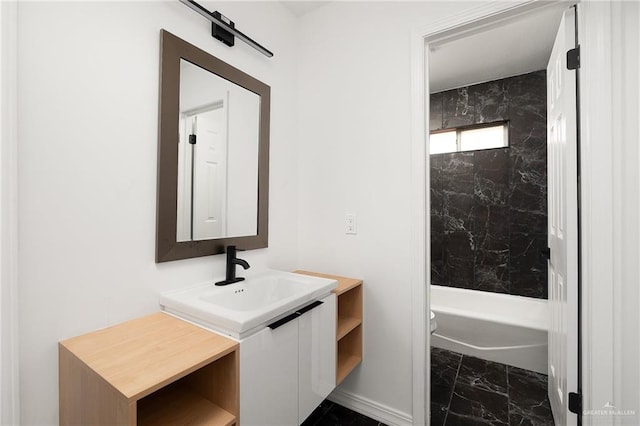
[295,1,481,420]
[17,1,298,423]
[1,0,19,423]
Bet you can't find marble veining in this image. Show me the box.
[431,347,555,426]
[430,71,548,299]
[472,81,509,123]
[443,88,475,128]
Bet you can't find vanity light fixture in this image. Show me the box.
[178,0,274,57]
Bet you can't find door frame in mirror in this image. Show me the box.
[156,30,270,262]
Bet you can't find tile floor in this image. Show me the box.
[302,400,387,426]
[431,347,555,425]
[302,348,554,426]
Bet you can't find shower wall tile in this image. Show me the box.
[443,88,475,128]
[441,153,474,235]
[431,155,446,286]
[472,205,509,244]
[510,181,546,213]
[430,93,444,131]
[511,209,546,236]
[445,230,475,289]
[430,71,548,299]
[509,233,548,298]
[441,152,473,175]
[475,149,510,189]
[471,80,509,123]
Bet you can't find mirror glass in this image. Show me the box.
[156,30,270,262]
[177,59,260,242]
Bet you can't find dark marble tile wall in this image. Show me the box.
[430,347,555,425]
[430,71,548,299]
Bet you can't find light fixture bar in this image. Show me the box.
[179,0,274,58]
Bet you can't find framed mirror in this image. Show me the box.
[156,30,270,262]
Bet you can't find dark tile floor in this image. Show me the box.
[431,347,555,426]
[302,400,387,426]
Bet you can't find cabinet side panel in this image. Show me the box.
[59,344,130,425]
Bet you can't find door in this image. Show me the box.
[240,319,299,426]
[191,98,228,240]
[298,294,336,423]
[547,7,579,425]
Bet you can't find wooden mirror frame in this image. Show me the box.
[156,30,270,262]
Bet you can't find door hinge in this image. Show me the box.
[189,134,197,144]
[569,392,582,414]
[567,46,580,70]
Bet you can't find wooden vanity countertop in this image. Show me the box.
[293,270,362,296]
[59,312,237,401]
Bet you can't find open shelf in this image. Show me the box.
[59,313,239,426]
[337,316,361,341]
[336,324,362,384]
[137,382,235,426]
[337,353,362,385]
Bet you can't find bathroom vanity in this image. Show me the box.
[159,270,338,425]
[59,313,239,425]
[59,271,363,425]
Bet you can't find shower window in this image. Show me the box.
[429,122,508,154]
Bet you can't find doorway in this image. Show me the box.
[411,2,581,425]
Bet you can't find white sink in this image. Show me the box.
[160,270,337,338]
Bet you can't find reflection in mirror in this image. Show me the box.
[156,30,270,263]
[177,60,260,242]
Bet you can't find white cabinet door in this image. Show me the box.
[240,318,298,426]
[298,294,336,423]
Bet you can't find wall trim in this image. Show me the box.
[578,1,640,423]
[328,388,413,426]
[577,4,614,423]
[0,0,20,424]
[409,16,428,426]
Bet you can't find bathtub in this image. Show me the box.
[430,285,548,374]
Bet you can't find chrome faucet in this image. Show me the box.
[215,245,250,286]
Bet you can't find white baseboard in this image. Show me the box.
[327,388,413,426]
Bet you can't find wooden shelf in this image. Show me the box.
[59,312,239,426]
[337,316,361,341]
[336,353,362,385]
[336,325,362,384]
[293,270,362,296]
[137,382,235,426]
